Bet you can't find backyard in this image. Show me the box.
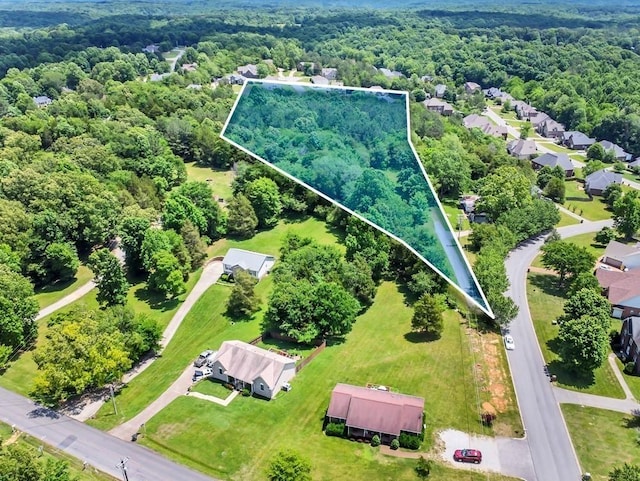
[184,162,234,202]
[563,180,612,221]
[138,281,522,480]
[562,405,640,481]
[527,273,624,398]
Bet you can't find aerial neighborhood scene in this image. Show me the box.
[2,1,640,481]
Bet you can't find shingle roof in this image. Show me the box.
[507,139,537,156]
[599,140,630,160]
[223,248,274,273]
[568,131,595,146]
[532,153,573,172]
[212,340,294,388]
[585,169,622,191]
[310,75,329,85]
[604,241,640,263]
[237,64,258,76]
[596,268,640,305]
[327,384,424,436]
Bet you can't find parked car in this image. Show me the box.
[194,349,215,367]
[192,367,212,382]
[453,449,482,464]
[504,334,515,351]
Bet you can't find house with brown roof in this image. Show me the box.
[463,114,507,139]
[513,101,537,119]
[237,64,259,79]
[620,316,640,373]
[529,112,551,129]
[601,241,640,271]
[538,119,565,139]
[423,97,453,116]
[209,340,296,399]
[321,67,338,80]
[507,139,537,160]
[326,383,424,444]
[596,268,640,319]
[464,81,481,94]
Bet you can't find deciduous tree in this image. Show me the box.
[226,194,258,238]
[87,248,129,307]
[226,269,260,318]
[558,315,609,373]
[266,449,312,481]
[411,294,445,338]
[541,241,596,285]
[609,463,640,481]
[613,191,640,240]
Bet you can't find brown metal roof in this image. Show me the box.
[327,383,424,436]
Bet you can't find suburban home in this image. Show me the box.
[297,61,315,72]
[149,73,170,82]
[463,114,507,139]
[420,74,433,82]
[181,63,198,72]
[599,141,632,161]
[601,241,640,271]
[224,74,246,85]
[142,44,160,54]
[423,98,453,116]
[378,68,405,79]
[507,139,537,160]
[530,153,574,177]
[434,84,447,98]
[464,81,481,94]
[538,119,565,139]
[596,268,640,319]
[584,169,622,196]
[321,67,338,80]
[563,131,595,150]
[325,383,424,444]
[513,101,537,119]
[33,95,52,108]
[483,87,513,103]
[310,75,330,85]
[460,195,480,214]
[237,64,259,79]
[222,248,275,280]
[529,112,551,129]
[619,316,640,373]
[629,158,640,170]
[209,341,296,399]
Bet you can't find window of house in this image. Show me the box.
[219,367,223,374]
[260,383,264,391]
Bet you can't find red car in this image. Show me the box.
[453,449,482,464]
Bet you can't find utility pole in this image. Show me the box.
[116,458,129,481]
[110,384,118,415]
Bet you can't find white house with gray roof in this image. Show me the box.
[209,340,296,399]
[222,248,275,280]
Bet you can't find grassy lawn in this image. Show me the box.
[527,273,624,398]
[530,231,607,269]
[563,180,612,221]
[207,216,345,259]
[139,281,521,480]
[34,265,94,309]
[0,423,116,480]
[191,378,233,399]
[561,405,640,481]
[489,105,516,120]
[621,170,640,183]
[556,210,579,227]
[184,162,234,201]
[0,271,201,396]
[538,142,570,154]
[442,201,470,231]
[615,357,640,400]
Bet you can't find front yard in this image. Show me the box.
[563,180,612,221]
[562,405,640,481]
[527,273,624,398]
[138,281,522,480]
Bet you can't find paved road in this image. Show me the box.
[36,280,96,321]
[0,386,217,481]
[504,219,612,481]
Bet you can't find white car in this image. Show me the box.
[504,334,515,351]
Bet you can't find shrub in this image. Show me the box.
[371,435,380,447]
[625,362,636,375]
[399,432,421,450]
[242,387,251,397]
[325,422,345,437]
[0,345,11,370]
[390,439,400,450]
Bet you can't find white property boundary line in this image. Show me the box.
[220,79,494,318]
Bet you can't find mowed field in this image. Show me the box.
[139,281,521,481]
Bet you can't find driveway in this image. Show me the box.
[439,429,535,480]
[504,219,613,481]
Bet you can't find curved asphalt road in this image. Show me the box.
[504,219,612,481]
[0,386,217,481]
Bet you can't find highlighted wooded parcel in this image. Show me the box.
[221,80,492,317]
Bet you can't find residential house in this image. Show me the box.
[378,68,405,79]
[326,383,424,444]
[596,268,640,319]
[142,44,160,54]
[538,119,565,139]
[149,73,170,82]
[222,248,275,280]
[619,316,640,373]
[224,74,246,85]
[464,81,481,94]
[513,101,537,119]
[529,112,551,129]
[209,341,296,399]
[310,75,329,86]
[186,84,202,90]
[507,139,537,160]
[237,64,259,79]
[584,169,622,196]
[483,87,502,98]
[181,63,198,72]
[601,241,640,271]
[563,131,595,150]
[423,98,453,116]
[599,141,632,162]
[434,84,447,98]
[297,61,315,72]
[420,75,433,82]
[629,158,640,170]
[32,95,52,108]
[321,68,338,80]
[460,195,480,214]
[463,114,507,139]
[530,153,574,177]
